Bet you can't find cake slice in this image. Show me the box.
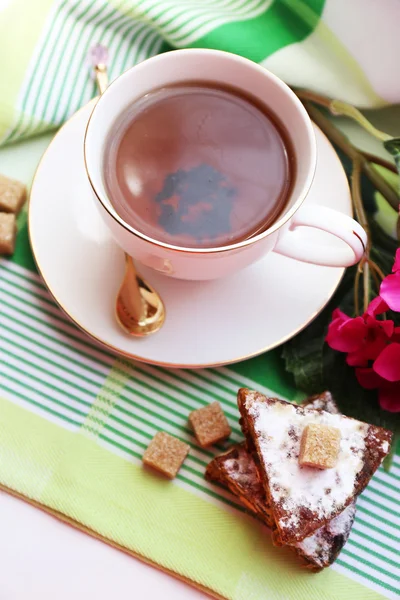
[206,393,357,570]
[206,443,356,570]
[237,389,392,544]
[206,393,338,530]
[206,443,274,527]
[295,503,356,570]
[304,391,339,414]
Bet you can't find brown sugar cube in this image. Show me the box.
[299,423,341,469]
[189,402,231,447]
[0,174,26,213]
[0,213,17,255]
[143,431,189,479]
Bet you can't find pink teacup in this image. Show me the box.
[84,49,366,280]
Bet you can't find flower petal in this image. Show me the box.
[392,248,400,273]
[326,317,367,352]
[364,314,394,336]
[332,308,351,323]
[360,316,394,360]
[346,351,368,367]
[380,272,400,312]
[355,368,382,389]
[366,296,389,316]
[380,319,395,338]
[379,384,400,413]
[373,343,400,382]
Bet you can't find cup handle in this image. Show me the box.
[274,205,366,267]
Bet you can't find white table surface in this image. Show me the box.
[0,106,398,600]
[0,491,208,599]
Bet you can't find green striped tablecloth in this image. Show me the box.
[1,240,399,599]
[1,0,399,598]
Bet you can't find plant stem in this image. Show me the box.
[371,261,386,281]
[361,152,398,174]
[354,266,361,316]
[295,89,331,109]
[351,158,371,313]
[363,261,370,312]
[301,101,400,211]
[295,90,392,142]
[302,100,358,157]
[330,100,391,142]
[351,159,369,231]
[370,263,381,294]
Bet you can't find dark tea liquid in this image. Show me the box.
[103,83,294,249]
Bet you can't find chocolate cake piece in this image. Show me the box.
[295,503,356,570]
[206,393,356,570]
[206,443,356,570]
[304,391,339,414]
[237,389,392,544]
[206,443,274,527]
[206,393,338,530]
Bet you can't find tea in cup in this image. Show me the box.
[84,49,366,280]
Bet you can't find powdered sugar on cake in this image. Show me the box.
[208,440,357,569]
[304,392,339,415]
[223,446,265,501]
[224,450,259,485]
[296,503,356,567]
[246,396,368,532]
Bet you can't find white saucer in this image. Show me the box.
[29,101,350,368]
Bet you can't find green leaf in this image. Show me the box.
[281,267,357,394]
[281,336,324,394]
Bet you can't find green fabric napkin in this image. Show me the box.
[1,1,399,598]
[1,0,398,145]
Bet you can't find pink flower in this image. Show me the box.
[356,365,400,412]
[326,309,368,354]
[373,343,400,381]
[326,308,394,368]
[325,250,400,413]
[380,248,400,312]
[392,247,400,273]
[380,273,400,312]
[346,315,393,367]
[366,296,388,316]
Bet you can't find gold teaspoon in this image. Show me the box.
[90,45,165,336]
[115,254,166,336]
